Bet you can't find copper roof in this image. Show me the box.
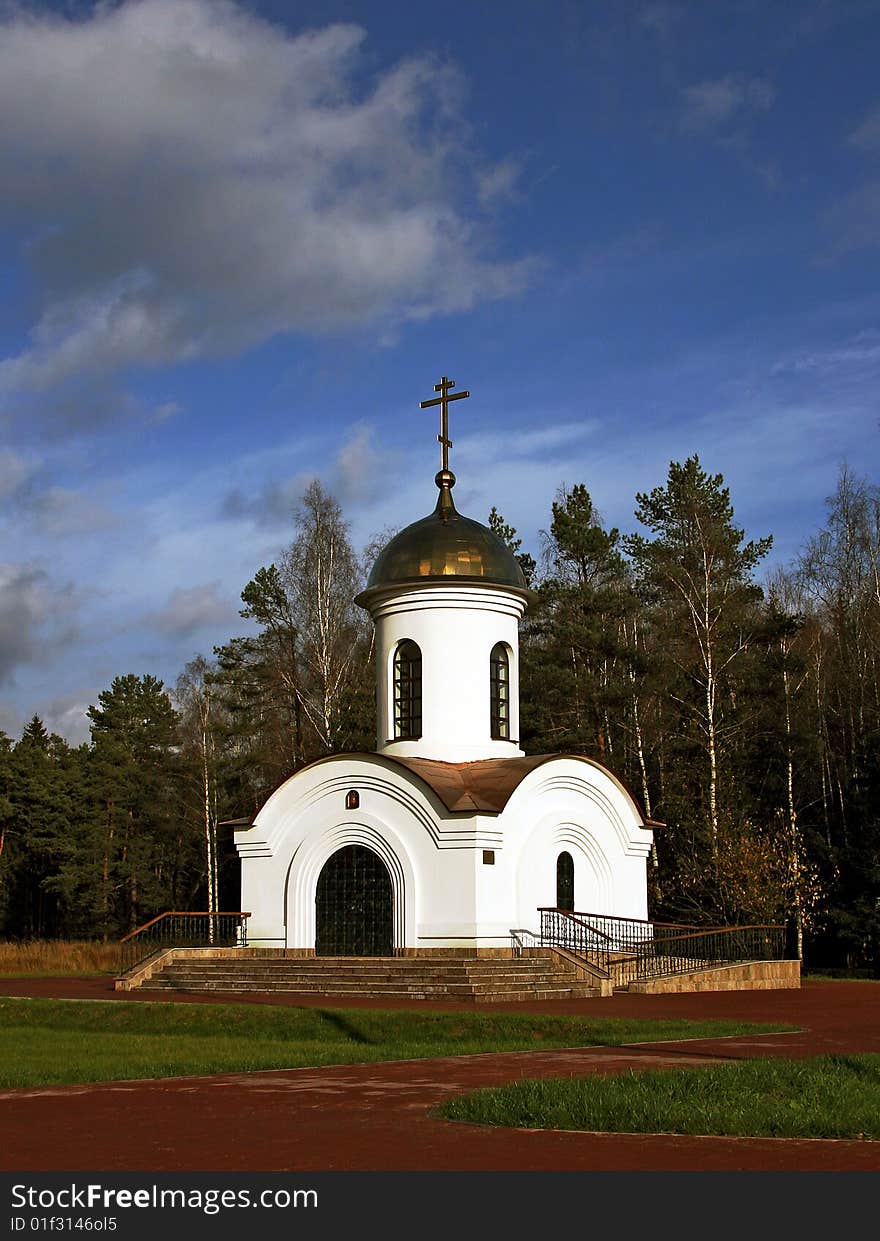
[387,753,658,824]
[356,479,527,605]
[389,754,553,812]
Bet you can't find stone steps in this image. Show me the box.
[145,977,581,994]
[149,964,566,979]
[145,971,568,983]
[142,982,596,1002]
[135,953,601,1002]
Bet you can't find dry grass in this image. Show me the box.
[0,940,119,976]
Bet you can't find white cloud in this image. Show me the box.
[0,0,532,413]
[849,105,880,149]
[148,582,238,637]
[457,419,599,460]
[22,487,117,539]
[152,401,183,424]
[39,693,95,747]
[0,702,22,740]
[219,421,391,523]
[0,563,79,684]
[477,158,522,206]
[330,421,386,506]
[680,75,775,132]
[0,450,117,537]
[0,450,34,502]
[221,473,312,527]
[637,3,682,37]
[822,182,880,257]
[771,331,880,376]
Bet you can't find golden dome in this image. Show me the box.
[357,471,527,603]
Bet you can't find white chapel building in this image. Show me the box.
[236,380,654,955]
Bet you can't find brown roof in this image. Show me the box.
[386,754,659,825]
[233,752,659,828]
[388,754,553,813]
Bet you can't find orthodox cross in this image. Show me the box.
[420,376,469,472]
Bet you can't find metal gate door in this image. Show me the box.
[315,844,394,956]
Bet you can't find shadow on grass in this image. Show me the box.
[315,1009,378,1045]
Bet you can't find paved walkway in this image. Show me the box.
[2,978,879,1171]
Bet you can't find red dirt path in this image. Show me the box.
[2,977,879,1171]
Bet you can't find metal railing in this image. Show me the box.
[537,908,785,986]
[624,923,785,986]
[119,911,250,975]
[510,928,542,956]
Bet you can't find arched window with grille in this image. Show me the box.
[393,640,422,739]
[490,642,510,740]
[557,851,575,912]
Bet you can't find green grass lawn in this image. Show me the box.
[0,997,795,1088]
[440,1054,880,1140]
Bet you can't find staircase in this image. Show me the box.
[129,950,601,1003]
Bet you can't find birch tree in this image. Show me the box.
[175,656,223,921]
[625,456,772,853]
[281,480,366,752]
[761,570,823,958]
[225,480,372,770]
[797,467,880,966]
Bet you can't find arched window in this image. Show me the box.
[393,640,422,739]
[556,851,575,912]
[490,643,510,740]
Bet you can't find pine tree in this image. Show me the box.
[2,720,75,936]
[625,456,772,922]
[487,506,537,586]
[87,675,187,933]
[524,485,637,762]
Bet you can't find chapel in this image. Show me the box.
[235,377,655,956]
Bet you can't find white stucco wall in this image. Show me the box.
[237,754,498,949]
[502,758,654,929]
[364,583,527,762]
[236,753,654,951]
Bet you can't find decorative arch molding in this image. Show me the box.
[284,819,416,951]
[302,774,437,839]
[509,769,650,858]
[249,762,443,857]
[550,820,614,911]
[515,815,614,921]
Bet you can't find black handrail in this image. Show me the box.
[538,908,785,984]
[119,911,250,974]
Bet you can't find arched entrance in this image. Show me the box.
[315,844,394,956]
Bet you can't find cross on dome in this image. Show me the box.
[419,376,469,474]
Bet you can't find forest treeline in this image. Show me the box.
[1,459,878,970]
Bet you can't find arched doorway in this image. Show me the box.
[315,844,394,956]
[556,851,575,912]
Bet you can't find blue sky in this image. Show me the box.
[2,0,879,743]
